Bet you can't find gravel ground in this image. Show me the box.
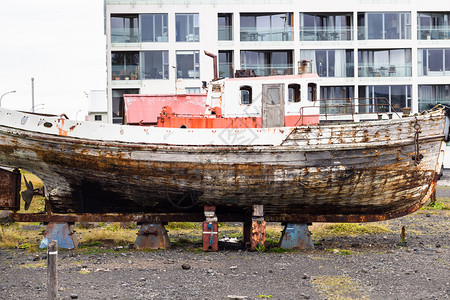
[1,182,449,299]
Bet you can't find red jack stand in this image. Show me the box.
[202,205,218,251]
[134,223,171,249]
[243,205,266,251]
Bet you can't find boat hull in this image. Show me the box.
[0,108,447,222]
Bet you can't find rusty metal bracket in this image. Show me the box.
[135,223,171,249]
[40,222,77,249]
[279,223,314,250]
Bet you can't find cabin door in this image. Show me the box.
[262,84,285,128]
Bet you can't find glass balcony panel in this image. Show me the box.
[240,27,293,41]
[218,26,233,41]
[358,64,412,77]
[239,64,294,77]
[418,26,450,40]
[219,63,233,78]
[300,26,353,41]
[111,28,140,43]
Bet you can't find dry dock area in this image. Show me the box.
[0,182,448,300]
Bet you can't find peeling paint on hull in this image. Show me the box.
[0,108,447,222]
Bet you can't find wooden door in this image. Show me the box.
[262,84,285,128]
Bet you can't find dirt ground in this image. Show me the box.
[0,185,449,299]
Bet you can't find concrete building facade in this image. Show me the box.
[104,0,450,124]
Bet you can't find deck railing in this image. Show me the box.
[297,97,403,125]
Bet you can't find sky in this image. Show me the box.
[0,0,106,119]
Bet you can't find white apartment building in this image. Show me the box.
[104,0,450,124]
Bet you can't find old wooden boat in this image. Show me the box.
[0,73,448,223]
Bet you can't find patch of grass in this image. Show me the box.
[19,261,46,269]
[313,223,391,239]
[424,200,448,210]
[326,248,353,255]
[257,295,273,299]
[312,275,369,300]
[0,225,41,250]
[166,222,201,230]
[76,227,136,247]
[267,247,295,253]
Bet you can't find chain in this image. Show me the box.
[414,116,422,165]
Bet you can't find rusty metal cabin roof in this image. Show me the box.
[123,94,207,125]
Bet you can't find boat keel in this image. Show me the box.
[279,223,314,250]
[40,222,78,249]
[134,223,171,249]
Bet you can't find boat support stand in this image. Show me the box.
[40,222,78,249]
[279,223,314,250]
[243,205,266,251]
[135,223,171,249]
[203,205,218,251]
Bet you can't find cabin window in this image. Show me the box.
[288,84,301,102]
[240,86,252,104]
[308,83,317,101]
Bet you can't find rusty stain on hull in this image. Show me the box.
[0,108,448,223]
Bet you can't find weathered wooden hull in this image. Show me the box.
[0,108,447,222]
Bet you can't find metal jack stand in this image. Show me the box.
[135,223,171,249]
[203,205,218,251]
[243,205,266,251]
[40,222,78,249]
[279,223,314,250]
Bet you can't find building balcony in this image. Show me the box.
[358,64,412,77]
[238,64,294,77]
[300,27,353,41]
[218,26,233,41]
[240,27,293,42]
[418,27,450,40]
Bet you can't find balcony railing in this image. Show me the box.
[219,62,234,78]
[418,27,450,40]
[112,66,140,80]
[240,27,293,41]
[300,26,353,41]
[238,64,294,76]
[358,64,412,77]
[218,26,233,41]
[111,28,140,43]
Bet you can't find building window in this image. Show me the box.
[240,86,252,104]
[300,13,353,41]
[141,51,169,79]
[141,14,168,42]
[240,13,293,41]
[358,12,411,40]
[418,49,450,76]
[111,14,139,43]
[240,50,293,76]
[358,49,412,77]
[112,89,139,124]
[418,85,450,111]
[111,52,139,80]
[301,49,354,77]
[176,14,199,42]
[288,84,301,103]
[186,87,201,93]
[218,13,233,41]
[176,51,200,79]
[417,12,450,40]
[219,50,234,78]
[94,115,102,121]
[358,85,411,113]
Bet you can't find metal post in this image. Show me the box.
[47,240,58,300]
[31,77,35,113]
[244,205,266,251]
